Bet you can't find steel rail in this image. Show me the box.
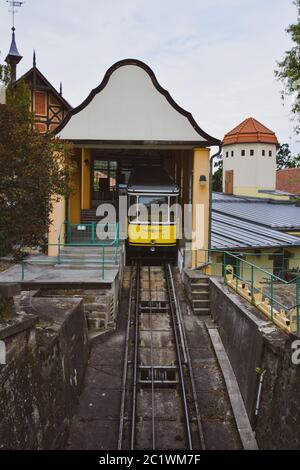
[148,265,156,450]
[165,263,193,450]
[117,262,136,450]
[167,264,206,450]
[130,261,140,450]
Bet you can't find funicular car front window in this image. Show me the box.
[138,196,169,223]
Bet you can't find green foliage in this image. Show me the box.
[277,143,300,168]
[0,80,74,259]
[212,155,223,192]
[0,63,11,87]
[275,0,300,134]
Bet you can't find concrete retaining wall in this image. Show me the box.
[0,287,89,449]
[210,277,300,449]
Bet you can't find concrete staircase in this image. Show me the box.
[184,271,211,315]
[56,245,119,270]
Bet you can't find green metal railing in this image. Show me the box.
[57,221,119,266]
[221,251,300,333]
[193,248,300,332]
[58,220,119,245]
[18,221,122,281]
[20,240,122,281]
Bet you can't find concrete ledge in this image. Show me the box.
[206,324,258,450]
[0,313,37,340]
[0,283,21,298]
[21,280,113,290]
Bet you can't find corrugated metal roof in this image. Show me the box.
[213,201,300,230]
[211,212,300,250]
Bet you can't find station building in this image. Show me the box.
[49,59,221,267]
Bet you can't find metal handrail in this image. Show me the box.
[222,250,300,332]
[19,241,123,281]
[64,221,119,246]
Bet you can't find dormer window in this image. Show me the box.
[250,149,254,156]
[262,149,265,156]
[241,150,245,156]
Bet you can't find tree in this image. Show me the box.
[0,63,11,86]
[277,143,292,168]
[212,155,223,192]
[275,0,300,134]
[0,80,74,258]
[277,143,300,168]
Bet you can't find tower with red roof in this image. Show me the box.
[222,117,280,198]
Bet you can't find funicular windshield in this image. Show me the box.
[128,195,177,223]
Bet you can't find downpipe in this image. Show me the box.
[254,369,267,421]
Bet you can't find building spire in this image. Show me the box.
[5,1,24,82]
[59,82,63,95]
[5,27,23,82]
[33,49,36,67]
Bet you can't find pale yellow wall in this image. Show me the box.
[211,251,273,282]
[286,247,300,271]
[242,254,274,283]
[211,252,223,276]
[234,186,289,201]
[192,147,210,267]
[211,248,300,281]
[68,154,81,223]
[81,148,91,209]
[48,197,66,257]
[287,232,300,238]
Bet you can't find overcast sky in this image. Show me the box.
[0,0,299,153]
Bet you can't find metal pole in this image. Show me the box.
[67,222,71,244]
[102,246,105,279]
[270,276,274,321]
[92,222,95,243]
[251,265,254,304]
[296,279,300,331]
[235,257,238,292]
[58,239,61,265]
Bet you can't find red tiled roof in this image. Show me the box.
[223,117,278,145]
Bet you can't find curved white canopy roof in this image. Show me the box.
[56,59,219,147]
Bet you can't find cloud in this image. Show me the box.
[0,0,298,151]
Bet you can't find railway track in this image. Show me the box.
[118,262,205,450]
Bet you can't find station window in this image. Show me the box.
[250,149,254,156]
[262,149,265,156]
[226,151,229,158]
[269,150,272,157]
[231,150,234,157]
[241,149,245,156]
